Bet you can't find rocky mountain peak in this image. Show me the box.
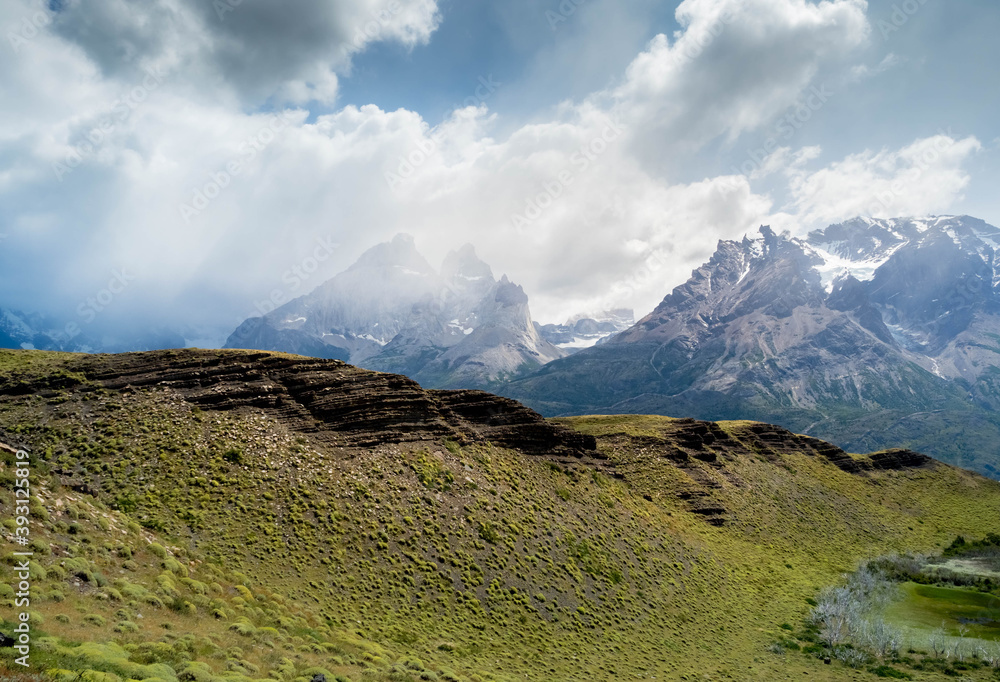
[501,214,1000,479]
[351,232,435,275]
[442,244,494,283]
[470,277,536,339]
[493,276,529,307]
[226,236,560,390]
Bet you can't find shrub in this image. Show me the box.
[477,522,500,545]
[229,620,256,637]
[163,557,188,576]
[182,578,209,595]
[869,665,913,679]
[84,614,106,627]
[178,661,215,682]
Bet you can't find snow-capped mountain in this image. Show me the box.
[803,216,1000,377]
[503,215,1000,478]
[227,234,449,362]
[225,235,565,388]
[397,275,567,387]
[534,309,635,353]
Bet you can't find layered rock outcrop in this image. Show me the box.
[2,349,595,458]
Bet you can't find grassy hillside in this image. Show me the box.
[0,350,998,681]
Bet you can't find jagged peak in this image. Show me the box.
[442,243,495,283]
[491,275,529,306]
[350,233,435,274]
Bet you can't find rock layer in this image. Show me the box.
[4,349,596,458]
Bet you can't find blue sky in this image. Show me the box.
[336,0,680,125]
[1,0,998,339]
[341,0,1000,212]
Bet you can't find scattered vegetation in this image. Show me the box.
[1,350,999,681]
[782,536,1000,679]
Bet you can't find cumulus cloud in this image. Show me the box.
[606,0,870,168]
[41,0,441,104]
[8,0,986,337]
[779,134,982,228]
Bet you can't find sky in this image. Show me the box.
[1,0,998,342]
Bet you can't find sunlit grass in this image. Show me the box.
[1,349,1000,680]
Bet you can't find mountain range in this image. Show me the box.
[6,215,1000,477]
[503,215,1000,478]
[223,234,632,388]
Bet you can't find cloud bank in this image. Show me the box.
[0,0,985,337]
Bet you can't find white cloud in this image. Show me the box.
[17,0,980,334]
[779,135,983,228]
[751,145,822,180]
[848,52,902,81]
[39,0,442,105]
[607,0,870,167]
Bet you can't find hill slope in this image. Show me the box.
[1,349,999,681]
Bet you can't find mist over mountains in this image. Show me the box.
[223,233,632,388]
[6,215,1000,475]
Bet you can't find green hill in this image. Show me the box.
[0,349,998,681]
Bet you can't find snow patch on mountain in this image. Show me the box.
[803,242,904,293]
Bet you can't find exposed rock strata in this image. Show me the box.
[0,349,596,458]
